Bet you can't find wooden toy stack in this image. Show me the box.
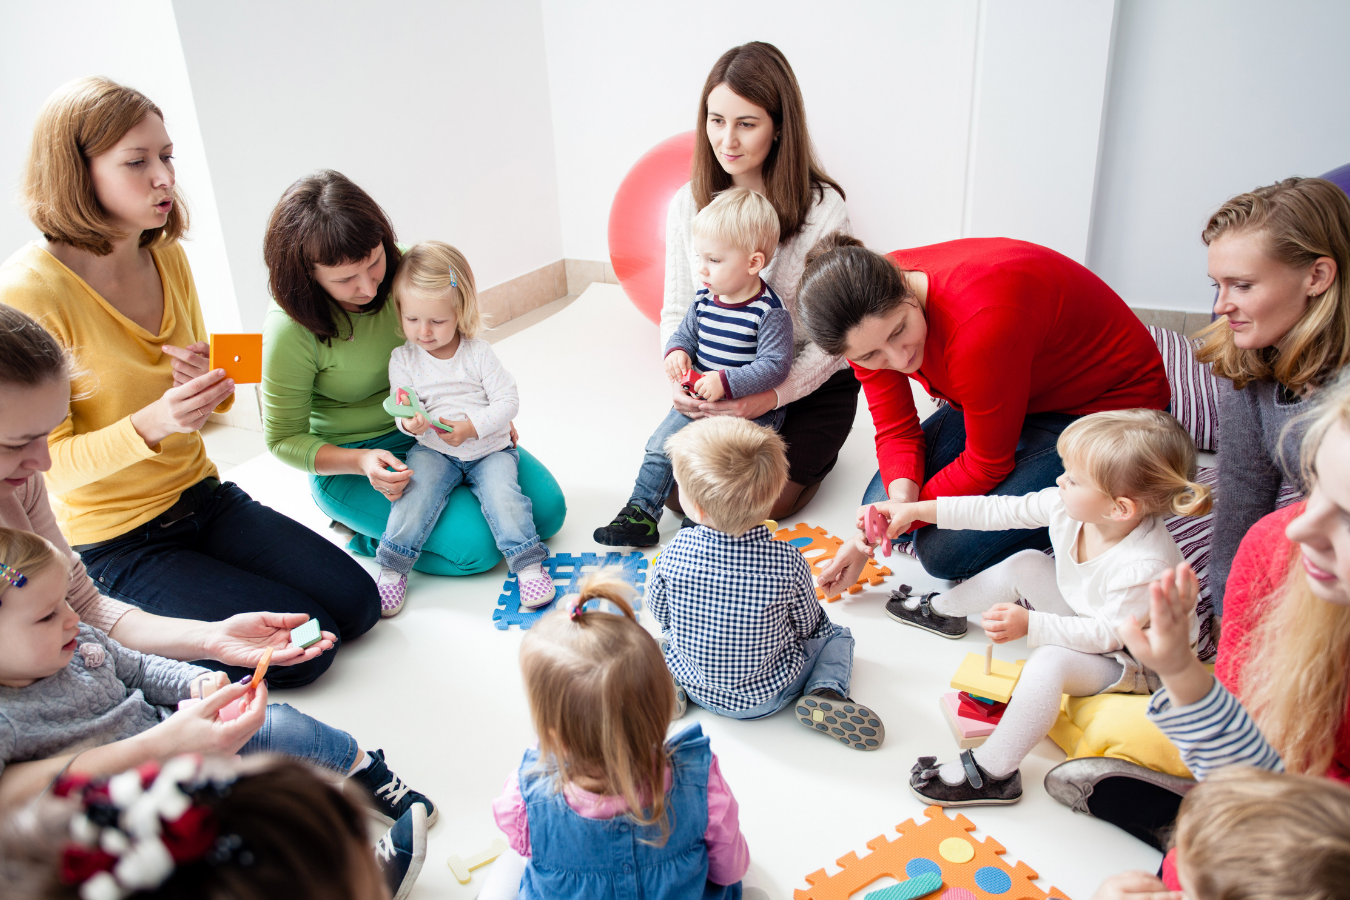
[941,644,1025,749]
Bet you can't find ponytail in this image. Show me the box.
[1170,479,1213,518]
[796,232,914,356]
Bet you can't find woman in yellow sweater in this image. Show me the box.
[0,77,378,687]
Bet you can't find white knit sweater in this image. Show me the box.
[660,183,851,407]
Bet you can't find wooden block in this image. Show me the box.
[950,653,1025,705]
[209,333,263,384]
[940,692,994,749]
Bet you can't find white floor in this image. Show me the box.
[216,283,1161,899]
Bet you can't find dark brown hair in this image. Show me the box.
[0,759,379,900]
[22,76,188,256]
[263,170,401,344]
[692,42,844,240]
[0,305,72,387]
[796,233,915,356]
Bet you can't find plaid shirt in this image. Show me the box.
[648,524,838,712]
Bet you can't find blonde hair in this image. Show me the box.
[692,187,781,263]
[22,77,188,256]
[519,572,676,843]
[390,241,482,339]
[665,417,787,536]
[1195,177,1350,393]
[1242,372,1350,776]
[1056,409,1212,517]
[1173,768,1350,900]
[0,528,62,603]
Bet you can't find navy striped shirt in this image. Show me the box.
[1147,679,1284,779]
[665,280,793,400]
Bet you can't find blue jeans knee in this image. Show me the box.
[241,703,359,774]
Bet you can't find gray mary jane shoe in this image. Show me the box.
[910,751,1022,807]
[885,585,967,639]
[1044,756,1196,815]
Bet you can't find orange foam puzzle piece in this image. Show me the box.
[794,806,1071,900]
[209,333,263,384]
[772,522,892,602]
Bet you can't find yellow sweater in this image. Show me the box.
[0,242,231,544]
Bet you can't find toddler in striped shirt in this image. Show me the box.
[595,187,793,547]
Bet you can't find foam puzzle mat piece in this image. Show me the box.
[493,552,648,630]
[794,805,1071,900]
[773,522,892,602]
[865,870,943,900]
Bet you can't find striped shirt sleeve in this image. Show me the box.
[1146,678,1284,780]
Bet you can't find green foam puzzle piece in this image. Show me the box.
[383,385,451,432]
[865,872,943,900]
[290,618,322,649]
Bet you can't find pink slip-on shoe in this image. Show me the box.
[377,568,408,617]
[517,566,556,610]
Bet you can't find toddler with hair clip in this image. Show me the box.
[480,571,749,900]
[374,241,553,614]
[847,409,1211,806]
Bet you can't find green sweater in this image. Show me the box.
[262,300,406,473]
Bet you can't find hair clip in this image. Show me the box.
[449,267,458,290]
[0,562,26,588]
[565,594,585,622]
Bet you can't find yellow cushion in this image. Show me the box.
[1048,692,1194,779]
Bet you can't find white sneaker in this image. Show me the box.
[517,564,556,609]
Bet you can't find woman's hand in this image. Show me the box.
[817,535,870,596]
[983,603,1029,643]
[130,367,236,447]
[1091,872,1180,900]
[1118,562,1213,705]
[694,373,725,402]
[151,680,268,758]
[698,389,777,421]
[360,448,413,501]
[402,413,430,436]
[665,350,692,383]
[437,418,477,447]
[670,382,706,419]
[201,612,336,668]
[165,342,210,387]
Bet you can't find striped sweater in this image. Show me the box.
[1147,679,1283,780]
[664,280,793,400]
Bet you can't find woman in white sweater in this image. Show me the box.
[661,41,854,518]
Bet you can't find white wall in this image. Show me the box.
[1088,0,1350,312]
[172,0,564,331]
[0,0,240,331]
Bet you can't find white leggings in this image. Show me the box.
[932,550,1124,780]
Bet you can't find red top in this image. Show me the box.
[1215,501,1350,783]
[852,238,1169,500]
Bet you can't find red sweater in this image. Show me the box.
[1215,501,1350,783]
[853,239,1169,500]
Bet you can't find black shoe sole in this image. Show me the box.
[794,696,884,750]
[592,528,659,548]
[885,604,968,639]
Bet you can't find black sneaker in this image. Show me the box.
[374,804,427,900]
[594,504,661,547]
[794,690,885,750]
[885,584,967,639]
[910,751,1023,807]
[348,749,438,827]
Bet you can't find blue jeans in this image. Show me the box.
[77,481,379,688]
[376,445,547,575]
[242,703,358,774]
[690,627,855,720]
[630,405,786,518]
[862,406,1081,580]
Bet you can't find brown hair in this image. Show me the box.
[263,170,401,344]
[1173,768,1350,900]
[519,572,675,843]
[391,241,483,339]
[665,416,788,536]
[0,758,379,900]
[796,232,917,356]
[0,528,62,604]
[1056,409,1213,517]
[692,42,844,240]
[0,305,72,388]
[22,77,189,257]
[1195,177,1350,393]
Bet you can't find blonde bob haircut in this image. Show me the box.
[1173,768,1350,900]
[1195,177,1350,393]
[692,187,781,263]
[665,416,787,536]
[0,528,62,603]
[1056,409,1212,518]
[519,572,676,844]
[22,76,188,256]
[390,241,482,339]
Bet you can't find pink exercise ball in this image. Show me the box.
[608,131,697,324]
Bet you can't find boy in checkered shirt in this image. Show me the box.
[646,417,886,751]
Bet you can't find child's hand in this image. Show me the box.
[817,535,870,596]
[436,417,477,447]
[983,603,1029,643]
[156,680,268,757]
[402,413,430,436]
[1091,871,1181,900]
[856,499,937,541]
[694,372,725,401]
[189,670,230,700]
[665,350,692,383]
[1118,562,1201,679]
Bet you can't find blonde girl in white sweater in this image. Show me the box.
[857,409,1211,806]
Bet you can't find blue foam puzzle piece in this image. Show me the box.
[787,537,814,548]
[865,871,943,900]
[493,552,648,630]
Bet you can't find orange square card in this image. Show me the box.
[209,334,263,384]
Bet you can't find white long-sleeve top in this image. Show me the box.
[387,338,519,461]
[938,488,1197,655]
[661,183,851,408]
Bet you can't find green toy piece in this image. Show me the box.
[865,872,943,900]
[290,618,323,650]
[383,385,451,434]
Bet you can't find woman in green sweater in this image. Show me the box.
[261,171,565,582]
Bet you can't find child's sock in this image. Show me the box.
[349,750,374,775]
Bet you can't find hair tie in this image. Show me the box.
[565,594,586,622]
[0,561,26,589]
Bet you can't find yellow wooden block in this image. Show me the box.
[950,653,1026,705]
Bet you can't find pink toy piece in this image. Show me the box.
[940,692,996,749]
[865,505,892,557]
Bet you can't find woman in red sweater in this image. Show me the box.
[806,234,1169,586]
